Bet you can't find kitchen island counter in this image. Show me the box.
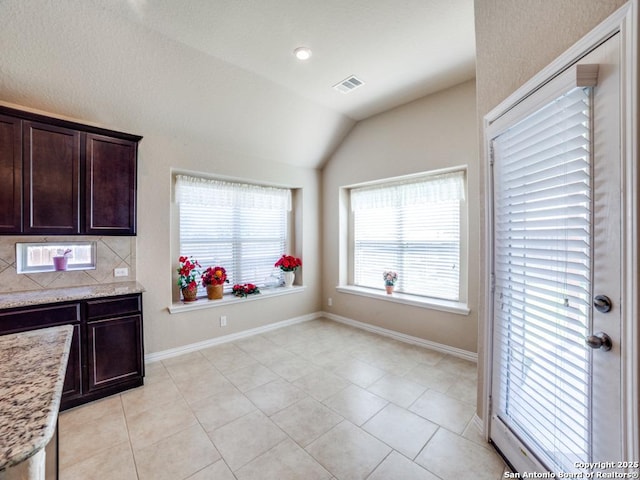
[0,325,73,475]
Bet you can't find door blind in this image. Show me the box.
[492,87,592,471]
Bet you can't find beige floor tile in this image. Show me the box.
[224,363,280,392]
[209,410,287,471]
[368,451,440,480]
[173,370,236,406]
[264,355,320,382]
[59,441,137,480]
[293,369,350,401]
[445,374,478,405]
[246,344,293,365]
[233,335,277,355]
[201,343,259,374]
[245,377,308,415]
[306,421,391,480]
[436,355,478,380]
[322,384,388,426]
[285,338,335,360]
[462,419,491,448]
[161,351,207,369]
[59,395,123,427]
[143,361,172,384]
[190,384,256,432]
[236,438,332,480]
[185,459,236,480]
[163,353,219,382]
[134,424,221,480]
[367,373,427,408]
[410,389,476,434]
[120,378,183,417]
[403,363,459,392]
[330,358,386,388]
[59,409,129,469]
[363,403,438,459]
[126,398,198,450]
[415,427,505,480]
[271,397,343,447]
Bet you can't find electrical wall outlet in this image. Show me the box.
[220,315,227,327]
[327,297,333,307]
[114,267,129,277]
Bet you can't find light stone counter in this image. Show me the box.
[0,325,73,477]
[0,282,145,310]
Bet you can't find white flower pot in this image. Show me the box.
[283,271,295,288]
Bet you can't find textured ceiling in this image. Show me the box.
[0,0,475,168]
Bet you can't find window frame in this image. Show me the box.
[171,172,300,305]
[341,166,469,314]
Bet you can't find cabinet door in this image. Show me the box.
[0,115,22,233]
[86,314,143,392]
[61,323,83,402]
[84,134,137,235]
[23,121,80,234]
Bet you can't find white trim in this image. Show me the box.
[620,0,640,464]
[336,285,470,316]
[482,0,639,467]
[323,312,477,362]
[168,286,306,314]
[145,311,321,363]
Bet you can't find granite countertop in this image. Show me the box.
[0,325,73,471]
[0,281,145,310]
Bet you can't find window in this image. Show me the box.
[175,175,292,291]
[16,242,96,273]
[349,170,465,301]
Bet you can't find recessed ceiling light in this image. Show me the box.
[294,47,312,61]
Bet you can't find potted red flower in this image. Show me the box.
[232,283,260,298]
[274,254,302,287]
[177,256,201,301]
[202,266,229,300]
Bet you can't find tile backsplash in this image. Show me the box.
[0,236,136,293]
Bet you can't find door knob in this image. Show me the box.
[594,295,612,313]
[585,332,612,351]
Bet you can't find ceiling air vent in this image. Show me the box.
[333,75,365,94]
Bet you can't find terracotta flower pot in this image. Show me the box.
[181,285,198,302]
[385,285,394,294]
[207,284,224,300]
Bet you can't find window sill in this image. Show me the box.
[168,285,306,314]
[335,285,470,316]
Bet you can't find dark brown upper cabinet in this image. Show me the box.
[0,114,22,233]
[24,121,81,234]
[85,134,137,235]
[0,106,141,236]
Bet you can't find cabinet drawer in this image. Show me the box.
[0,303,81,335]
[86,295,141,319]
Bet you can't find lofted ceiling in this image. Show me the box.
[0,0,475,168]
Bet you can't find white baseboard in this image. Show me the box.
[145,311,323,363]
[322,311,478,362]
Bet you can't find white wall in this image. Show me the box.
[321,80,480,353]
[137,132,323,354]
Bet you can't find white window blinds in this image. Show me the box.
[492,87,592,472]
[351,171,465,301]
[175,175,290,289]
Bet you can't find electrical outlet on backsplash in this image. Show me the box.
[0,235,136,293]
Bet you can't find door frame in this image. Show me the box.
[482,0,639,467]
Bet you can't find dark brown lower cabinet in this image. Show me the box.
[0,293,144,410]
[87,314,143,392]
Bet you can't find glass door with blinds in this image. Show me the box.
[488,34,622,474]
